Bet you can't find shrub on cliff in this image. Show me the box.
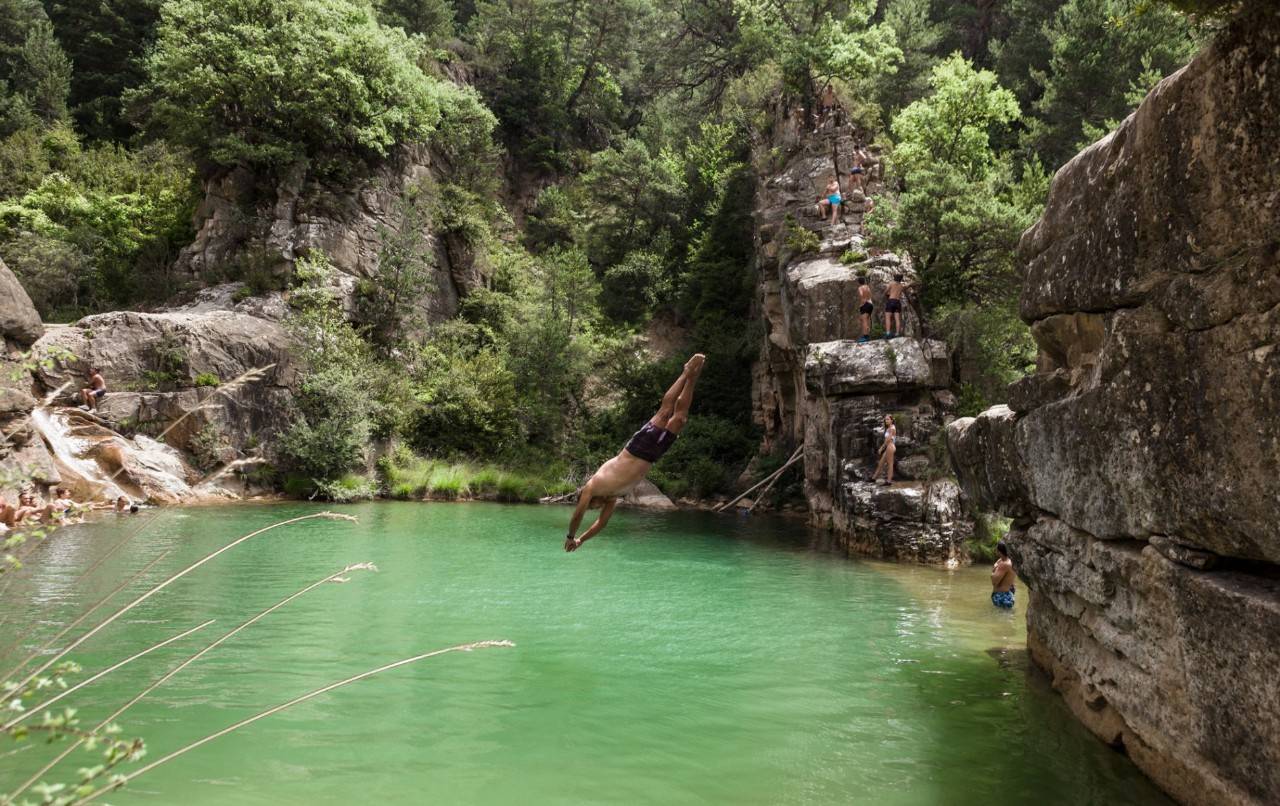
[134,0,447,176]
[866,55,1033,308]
[279,253,375,489]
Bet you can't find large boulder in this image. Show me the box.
[0,257,54,494]
[804,338,950,396]
[945,406,1030,517]
[1013,517,1280,806]
[32,310,297,461]
[948,7,1280,804]
[781,254,922,344]
[0,256,42,345]
[834,479,971,564]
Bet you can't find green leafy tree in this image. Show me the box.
[0,2,72,136]
[988,0,1070,110]
[43,0,162,140]
[356,180,438,349]
[736,0,902,98]
[467,0,655,171]
[868,55,1030,307]
[873,0,946,115]
[135,0,448,175]
[376,0,456,41]
[15,22,71,125]
[868,55,1039,404]
[279,254,375,486]
[0,138,196,315]
[407,322,521,458]
[574,137,684,266]
[1024,0,1197,166]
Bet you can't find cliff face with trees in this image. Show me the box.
[948,5,1280,803]
[0,0,1214,512]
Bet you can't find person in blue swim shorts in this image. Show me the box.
[991,540,1016,608]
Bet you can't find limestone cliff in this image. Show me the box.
[0,257,51,491]
[947,7,1280,804]
[174,145,488,323]
[751,111,972,564]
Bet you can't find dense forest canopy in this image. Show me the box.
[0,0,1232,497]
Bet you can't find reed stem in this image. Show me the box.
[4,512,354,694]
[70,640,515,805]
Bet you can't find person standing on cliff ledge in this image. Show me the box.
[564,354,705,552]
[856,275,873,342]
[871,413,896,485]
[991,541,1016,608]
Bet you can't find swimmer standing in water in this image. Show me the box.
[564,354,705,552]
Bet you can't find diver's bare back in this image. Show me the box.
[588,452,652,498]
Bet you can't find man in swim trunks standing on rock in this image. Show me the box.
[565,354,705,552]
[884,273,904,338]
[856,275,873,342]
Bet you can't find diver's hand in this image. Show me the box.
[565,535,582,553]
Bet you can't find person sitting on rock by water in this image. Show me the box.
[871,413,896,486]
[80,367,106,411]
[565,354,705,552]
[991,541,1016,608]
[884,274,904,338]
[856,275,873,342]
[817,175,842,226]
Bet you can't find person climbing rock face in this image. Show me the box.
[80,367,106,410]
[884,274,904,338]
[565,354,705,552]
[856,275,873,342]
[818,175,842,226]
[871,413,896,485]
[991,541,1016,609]
[848,152,866,195]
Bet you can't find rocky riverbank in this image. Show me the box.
[948,7,1280,804]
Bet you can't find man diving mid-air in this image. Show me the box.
[564,354,704,552]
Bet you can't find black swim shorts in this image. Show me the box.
[625,422,677,463]
[92,388,106,398]
[885,298,902,313]
[859,301,873,315]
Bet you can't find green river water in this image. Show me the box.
[0,502,1170,805]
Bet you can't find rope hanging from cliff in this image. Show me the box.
[714,446,804,513]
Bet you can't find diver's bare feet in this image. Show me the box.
[684,353,706,375]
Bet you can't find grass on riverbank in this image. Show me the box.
[377,451,577,503]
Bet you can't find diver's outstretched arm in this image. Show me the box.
[567,499,616,552]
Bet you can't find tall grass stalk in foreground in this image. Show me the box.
[2,512,353,692]
[70,641,516,805]
[7,563,378,802]
[2,619,215,731]
[0,549,168,668]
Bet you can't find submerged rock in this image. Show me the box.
[949,7,1280,804]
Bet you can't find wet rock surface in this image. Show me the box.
[949,8,1280,804]
[32,310,296,465]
